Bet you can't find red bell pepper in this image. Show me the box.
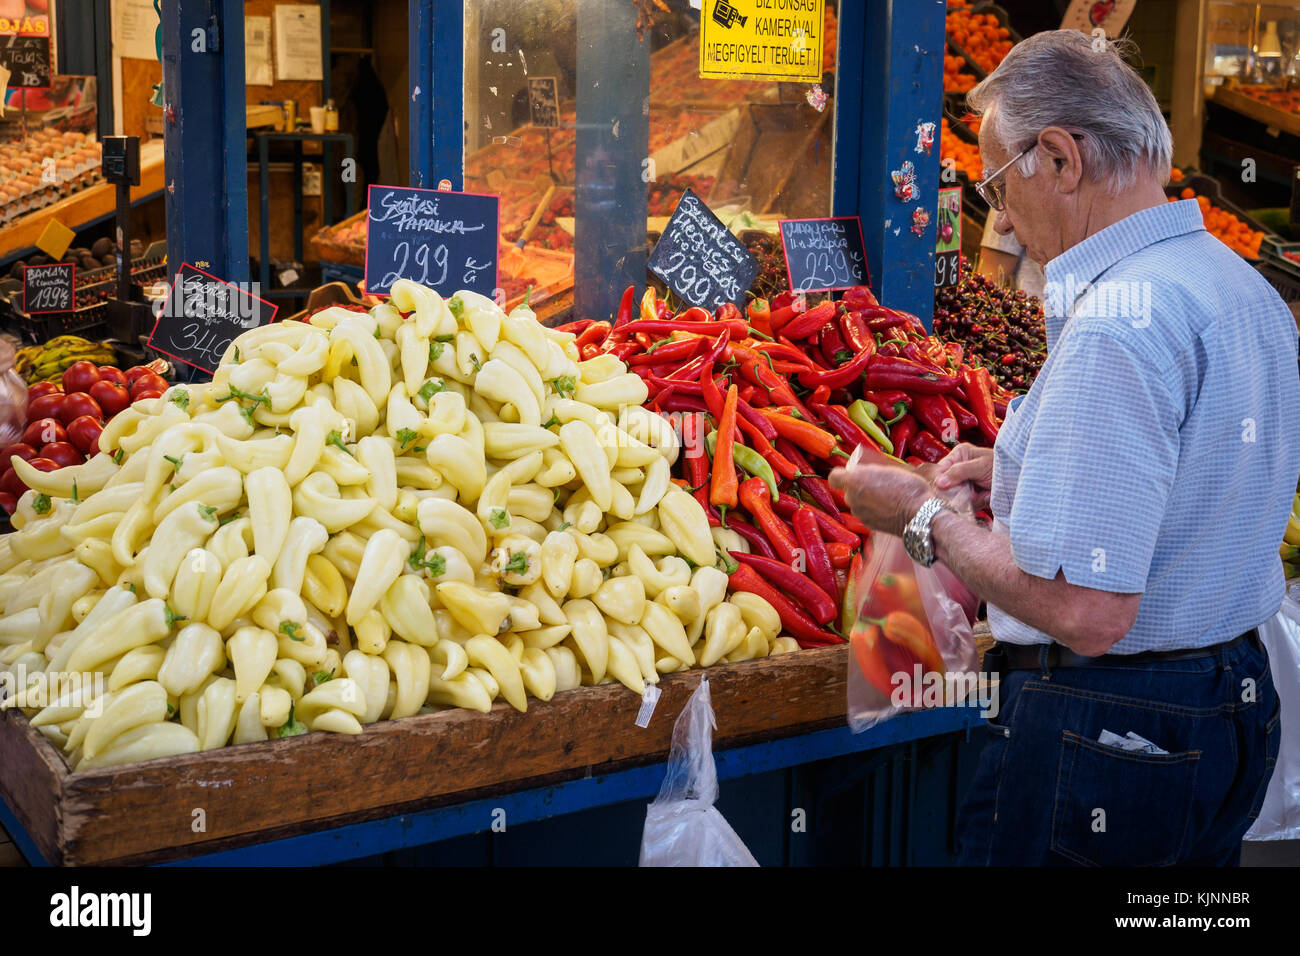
[842,286,879,311]
[839,309,875,354]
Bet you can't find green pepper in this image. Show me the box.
[848,400,894,455]
[706,430,780,503]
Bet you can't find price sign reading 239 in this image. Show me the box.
[364,185,500,300]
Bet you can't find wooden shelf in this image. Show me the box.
[1210,85,1300,139]
[0,645,856,865]
[0,140,166,262]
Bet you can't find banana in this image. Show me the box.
[1284,512,1300,548]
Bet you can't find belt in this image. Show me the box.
[990,629,1260,672]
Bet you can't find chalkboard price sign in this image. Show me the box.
[778,217,870,293]
[647,188,758,311]
[364,185,499,300]
[0,35,51,89]
[148,264,278,375]
[22,262,74,314]
[528,77,560,129]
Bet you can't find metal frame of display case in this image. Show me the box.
[0,0,975,867]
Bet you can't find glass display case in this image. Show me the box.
[1206,1,1300,82]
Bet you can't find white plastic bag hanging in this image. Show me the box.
[1244,597,1300,841]
[639,677,758,867]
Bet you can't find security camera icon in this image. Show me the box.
[713,1,747,29]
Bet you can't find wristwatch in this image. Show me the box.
[903,497,950,567]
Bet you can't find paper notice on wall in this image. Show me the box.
[1059,0,1137,36]
[273,4,323,82]
[246,16,272,86]
[0,64,8,118]
[111,0,159,61]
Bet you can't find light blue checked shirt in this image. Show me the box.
[987,199,1300,652]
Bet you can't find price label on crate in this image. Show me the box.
[0,35,51,89]
[148,264,278,375]
[527,76,560,129]
[934,186,963,289]
[364,184,499,300]
[22,262,74,314]
[648,187,758,311]
[779,216,870,293]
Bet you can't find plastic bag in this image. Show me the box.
[0,339,28,449]
[639,677,758,867]
[845,473,979,733]
[1244,598,1300,841]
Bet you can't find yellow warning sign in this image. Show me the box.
[35,218,75,262]
[699,0,824,83]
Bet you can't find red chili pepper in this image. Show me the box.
[710,385,740,509]
[628,338,702,366]
[960,366,1001,443]
[666,327,732,382]
[817,320,850,367]
[768,292,806,333]
[737,477,800,565]
[901,342,946,373]
[796,341,875,389]
[699,360,726,421]
[607,341,638,362]
[714,302,742,323]
[634,332,655,351]
[732,550,837,624]
[738,384,759,406]
[747,297,772,338]
[755,341,816,366]
[837,310,873,354]
[911,394,959,446]
[890,414,918,459]
[864,355,958,394]
[556,319,597,335]
[727,516,779,559]
[842,286,879,311]
[655,392,708,414]
[614,286,636,328]
[655,301,673,321]
[948,397,979,432]
[617,319,750,339]
[735,346,808,414]
[728,563,841,646]
[825,540,854,570]
[944,341,964,369]
[910,429,948,463]
[792,507,839,605]
[794,472,844,519]
[575,322,611,350]
[678,307,712,323]
[682,413,712,512]
[734,396,777,440]
[775,438,813,474]
[810,384,832,406]
[809,401,879,455]
[761,411,839,459]
[779,301,838,340]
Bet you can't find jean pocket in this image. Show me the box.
[1050,730,1201,866]
[1246,703,1282,824]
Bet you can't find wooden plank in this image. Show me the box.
[1212,86,1300,139]
[0,140,166,261]
[1,646,850,865]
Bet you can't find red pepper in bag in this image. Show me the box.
[825,540,855,570]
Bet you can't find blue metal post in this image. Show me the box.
[850,0,946,325]
[161,0,250,283]
[409,0,464,189]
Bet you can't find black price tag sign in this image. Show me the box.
[0,35,51,89]
[22,262,74,314]
[935,186,963,289]
[147,264,278,375]
[647,188,758,311]
[527,77,560,129]
[364,184,499,300]
[778,216,870,293]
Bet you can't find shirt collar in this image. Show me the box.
[1041,199,1205,347]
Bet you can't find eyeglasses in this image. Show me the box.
[975,133,1086,212]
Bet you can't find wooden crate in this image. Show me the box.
[0,645,851,866]
[308,208,368,267]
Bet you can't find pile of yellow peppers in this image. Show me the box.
[0,279,796,770]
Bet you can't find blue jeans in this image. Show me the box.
[956,634,1281,866]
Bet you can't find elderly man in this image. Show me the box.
[831,30,1299,865]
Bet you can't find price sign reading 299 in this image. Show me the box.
[364,185,500,300]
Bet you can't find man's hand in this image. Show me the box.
[932,443,994,510]
[829,463,932,537]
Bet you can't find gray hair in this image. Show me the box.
[966,30,1172,192]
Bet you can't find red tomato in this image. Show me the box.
[40,442,84,468]
[61,360,102,395]
[22,418,67,447]
[58,392,103,426]
[0,470,23,498]
[89,380,129,418]
[0,491,16,515]
[26,392,66,422]
[97,366,127,386]
[131,388,165,402]
[66,416,105,457]
[3,443,38,464]
[124,365,153,385]
[26,381,63,401]
[129,373,169,399]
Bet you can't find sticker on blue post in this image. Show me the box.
[892,160,917,202]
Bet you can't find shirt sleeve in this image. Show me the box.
[1007,329,1181,593]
